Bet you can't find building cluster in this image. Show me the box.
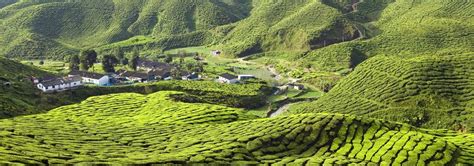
[34,60,203,93]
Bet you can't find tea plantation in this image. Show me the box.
[0,91,473,165]
[290,53,474,131]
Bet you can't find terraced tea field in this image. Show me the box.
[0,91,472,165]
[290,54,474,131]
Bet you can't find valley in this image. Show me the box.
[0,0,472,165]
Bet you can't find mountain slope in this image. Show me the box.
[0,0,251,59]
[0,0,471,67]
[290,53,474,131]
[0,91,472,165]
[299,0,474,71]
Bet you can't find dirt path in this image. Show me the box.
[269,103,291,117]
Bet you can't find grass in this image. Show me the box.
[21,60,67,74]
[0,94,472,164]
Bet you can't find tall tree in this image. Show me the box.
[69,55,80,71]
[80,49,98,71]
[79,51,89,71]
[129,47,140,71]
[129,54,140,71]
[101,55,118,73]
[121,57,129,66]
[114,47,125,62]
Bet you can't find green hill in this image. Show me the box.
[289,53,474,132]
[0,91,472,165]
[0,0,250,59]
[0,57,53,117]
[1,0,469,62]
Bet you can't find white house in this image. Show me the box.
[36,76,83,92]
[218,73,238,84]
[181,72,200,81]
[288,83,305,90]
[211,50,222,56]
[69,71,110,86]
[238,75,256,80]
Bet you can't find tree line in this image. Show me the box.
[69,47,140,73]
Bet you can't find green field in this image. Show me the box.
[0,91,472,165]
[289,53,474,131]
[0,0,473,164]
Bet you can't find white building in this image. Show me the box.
[69,71,110,86]
[37,76,83,92]
[238,75,256,80]
[211,50,221,56]
[218,73,238,84]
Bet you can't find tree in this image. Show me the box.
[69,55,80,71]
[80,49,98,71]
[177,50,186,64]
[114,47,125,62]
[128,47,141,71]
[129,54,140,71]
[164,55,173,63]
[121,57,129,66]
[39,60,44,65]
[79,51,89,71]
[101,55,118,73]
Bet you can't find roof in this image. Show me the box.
[40,78,64,87]
[63,76,82,83]
[69,71,106,79]
[121,71,149,79]
[40,76,83,87]
[219,73,238,80]
[138,60,172,70]
[184,73,199,79]
[38,75,58,82]
[148,69,171,77]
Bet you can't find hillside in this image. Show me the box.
[0,0,471,79]
[0,57,53,117]
[0,91,473,165]
[0,0,251,59]
[289,53,474,132]
[0,56,270,118]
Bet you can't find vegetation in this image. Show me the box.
[0,92,472,164]
[68,55,80,71]
[0,57,270,118]
[289,54,474,132]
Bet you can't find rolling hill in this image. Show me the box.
[0,91,472,165]
[0,0,471,67]
[289,53,474,132]
[0,57,270,119]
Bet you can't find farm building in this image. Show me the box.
[181,72,200,81]
[148,69,172,80]
[288,83,305,90]
[238,75,256,80]
[36,76,83,92]
[218,73,238,84]
[211,50,221,56]
[137,60,173,72]
[120,71,150,83]
[69,71,110,86]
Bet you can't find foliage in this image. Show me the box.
[68,54,80,71]
[0,98,472,165]
[101,54,118,73]
[289,53,474,131]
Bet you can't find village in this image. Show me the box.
[32,51,260,93]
